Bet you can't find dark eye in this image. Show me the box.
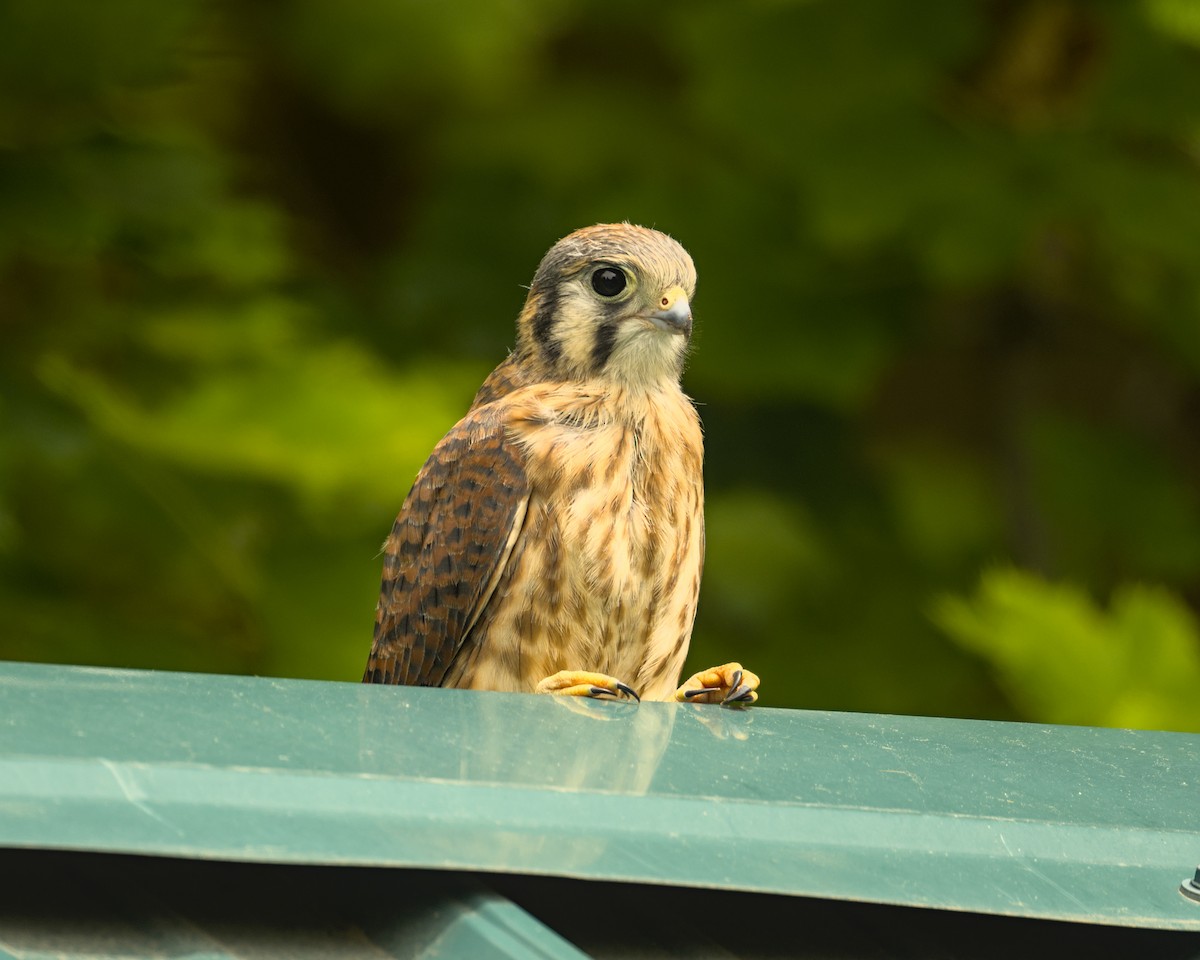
[591,266,627,298]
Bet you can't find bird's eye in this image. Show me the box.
[591,266,627,298]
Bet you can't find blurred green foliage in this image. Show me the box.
[936,568,1200,730]
[1,0,1198,729]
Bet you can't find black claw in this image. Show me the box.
[589,685,615,698]
[722,683,754,704]
[730,669,743,690]
[615,681,641,702]
[684,686,719,700]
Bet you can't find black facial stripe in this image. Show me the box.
[590,317,621,372]
[531,286,562,367]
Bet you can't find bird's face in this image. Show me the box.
[517,224,698,389]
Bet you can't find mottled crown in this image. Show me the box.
[529,223,695,295]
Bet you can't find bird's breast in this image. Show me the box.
[497,384,704,692]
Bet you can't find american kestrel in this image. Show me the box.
[364,223,758,705]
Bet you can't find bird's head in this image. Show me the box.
[515,223,697,389]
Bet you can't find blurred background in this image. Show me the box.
[1,0,1199,730]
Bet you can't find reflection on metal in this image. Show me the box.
[0,660,1198,931]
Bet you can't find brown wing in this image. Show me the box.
[364,408,530,686]
[469,353,529,409]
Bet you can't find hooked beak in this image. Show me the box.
[648,286,692,337]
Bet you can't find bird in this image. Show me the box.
[364,223,758,705]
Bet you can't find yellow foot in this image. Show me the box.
[674,662,759,706]
[535,670,640,702]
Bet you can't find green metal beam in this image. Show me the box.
[0,661,1197,930]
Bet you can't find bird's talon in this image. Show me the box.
[674,662,760,705]
[723,683,754,704]
[536,670,639,701]
[616,681,641,702]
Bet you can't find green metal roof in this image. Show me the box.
[1,660,1198,931]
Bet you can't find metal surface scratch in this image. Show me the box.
[99,759,184,837]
